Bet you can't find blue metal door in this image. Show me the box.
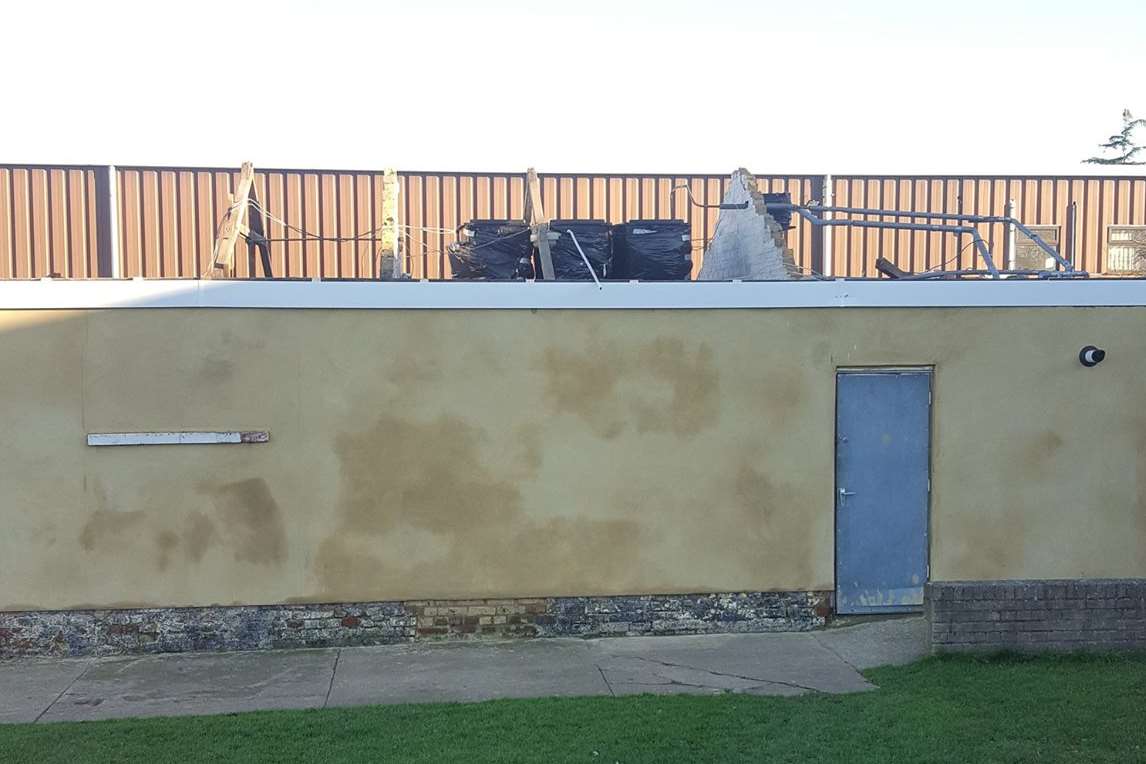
[835,370,931,614]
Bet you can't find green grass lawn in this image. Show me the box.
[3,653,1145,763]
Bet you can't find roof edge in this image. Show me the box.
[1,278,1145,310]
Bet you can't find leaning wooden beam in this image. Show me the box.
[207,161,256,278]
[526,168,555,280]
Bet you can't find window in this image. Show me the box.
[1013,225,1060,271]
[1106,226,1146,274]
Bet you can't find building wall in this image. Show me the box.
[4,164,1145,280]
[1,305,1145,612]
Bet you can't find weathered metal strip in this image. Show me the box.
[86,431,269,446]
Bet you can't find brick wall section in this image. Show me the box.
[0,603,415,657]
[927,579,1146,652]
[410,592,831,640]
[696,169,800,281]
[0,591,830,658]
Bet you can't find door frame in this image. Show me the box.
[833,365,934,614]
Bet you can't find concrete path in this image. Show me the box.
[0,616,926,724]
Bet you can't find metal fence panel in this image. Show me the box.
[827,175,1146,277]
[2,164,1143,280]
[115,166,393,279]
[0,165,104,278]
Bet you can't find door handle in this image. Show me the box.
[838,488,856,505]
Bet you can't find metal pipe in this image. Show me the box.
[565,229,602,289]
[782,205,1000,277]
[670,183,750,216]
[1066,201,1078,269]
[900,268,1088,281]
[1005,200,1017,270]
[775,203,1073,271]
[821,174,833,277]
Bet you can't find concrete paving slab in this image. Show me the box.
[329,639,610,707]
[2,618,926,723]
[0,658,91,723]
[598,656,804,697]
[37,648,337,722]
[593,632,874,694]
[812,616,929,670]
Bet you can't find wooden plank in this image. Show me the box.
[208,161,254,277]
[526,168,554,280]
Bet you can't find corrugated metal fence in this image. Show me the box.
[828,176,1146,276]
[0,165,110,279]
[2,164,1144,279]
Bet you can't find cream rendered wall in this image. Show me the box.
[1,307,1144,611]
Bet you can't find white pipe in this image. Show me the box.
[1005,199,1017,271]
[566,230,602,289]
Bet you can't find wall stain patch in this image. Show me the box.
[199,355,236,385]
[729,462,814,586]
[183,511,219,563]
[204,478,287,565]
[1135,425,1146,570]
[760,366,807,423]
[386,349,443,388]
[539,337,718,439]
[310,410,650,602]
[632,338,718,437]
[155,530,179,571]
[539,345,626,439]
[509,517,645,593]
[333,413,521,537]
[79,509,146,552]
[604,456,821,591]
[1023,430,1064,475]
[511,423,545,479]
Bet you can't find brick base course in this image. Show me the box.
[0,591,831,658]
[927,579,1146,652]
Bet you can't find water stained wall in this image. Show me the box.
[1,305,1144,611]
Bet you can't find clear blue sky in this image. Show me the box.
[2,0,1143,174]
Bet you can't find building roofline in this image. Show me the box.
[1,278,1145,310]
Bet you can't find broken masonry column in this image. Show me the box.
[697,169,801,281]
[378,169,404,280]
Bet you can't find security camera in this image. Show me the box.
[1079,345,1106,367]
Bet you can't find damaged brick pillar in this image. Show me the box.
[379,169,403,279]
[697,169,801,281]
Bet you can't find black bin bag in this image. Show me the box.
[611,219,692,280]
[547,220,612,280]
[448,220,533,279]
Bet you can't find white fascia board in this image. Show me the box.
[2,278,1146,310]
